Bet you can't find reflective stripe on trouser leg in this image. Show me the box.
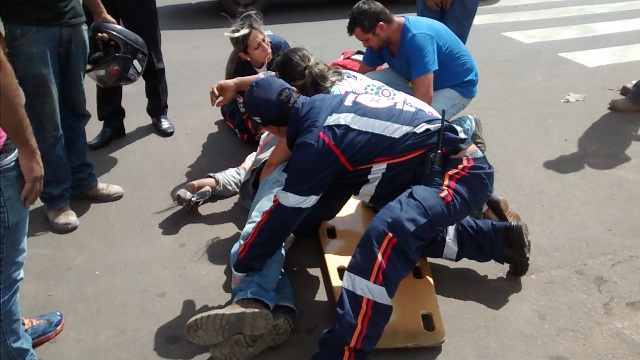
[317,157,494,359]
[442,224,459,260]
[317,188,448,360]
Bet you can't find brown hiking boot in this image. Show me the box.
[79,183,124,202]
[45,206,79,233]
[483,195,521,222]
[504,222,531,277]
[208,312,293,360]
[185,299,272,346]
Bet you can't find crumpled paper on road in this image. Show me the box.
[561,93,586,102]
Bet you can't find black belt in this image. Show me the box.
[0,140,17,154]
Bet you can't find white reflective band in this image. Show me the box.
[324,113,414,138]
[342,271,392,305]
[442,225,459,261]
[276,190,320,208]
[413,122,441,134]
[356,163,386,202]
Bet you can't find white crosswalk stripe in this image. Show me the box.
[559,44,640,67]
[503,19,640,43]
[477,0,640,67]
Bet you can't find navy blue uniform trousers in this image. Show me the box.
[315,155,505,359]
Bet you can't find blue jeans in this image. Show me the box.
[230,164,296,313]
[0,150,38,360]
[3,23,98,208]
[416,0,480,44]
[365,68,473,120]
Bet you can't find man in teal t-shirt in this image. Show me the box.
[347,0,478,120]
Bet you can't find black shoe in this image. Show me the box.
[504,222,530,277]
[87,127,126,150]
[151,115,174,137]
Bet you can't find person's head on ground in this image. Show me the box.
[225,11,272,68]
[243,77,301,137]
[274,47,344,96]
[347,0,395,51]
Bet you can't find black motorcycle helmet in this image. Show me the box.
[86,22,148,87]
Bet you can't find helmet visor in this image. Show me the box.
[86,55,144,88]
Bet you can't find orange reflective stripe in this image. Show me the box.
[439,157,474,203]
[345,232,397,357]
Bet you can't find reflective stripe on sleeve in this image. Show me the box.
[325,113,413,138]
[355,163,386,202]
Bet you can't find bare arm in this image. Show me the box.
[411,72,435,106]
[259,138,291,183]
[355,63,376,75]
[210,75,260,107]
[0,50,43,205]
[83,0,117,24]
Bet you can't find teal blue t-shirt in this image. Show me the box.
[363,16,478,99]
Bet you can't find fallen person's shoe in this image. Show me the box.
[608,98,640,112]
[23,311,65,347]
[483,195,521,222]
[185,298,273,346]
[504,222,530,277]
[175,186,212,210]
[470,115,486,154]
[208,311,293,360]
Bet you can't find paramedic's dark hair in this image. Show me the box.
[269,87,300,127]
[347,0,395,36]
[274,47,343,96]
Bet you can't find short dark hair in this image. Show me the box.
[347,0,395,36]
[269,87,300,127]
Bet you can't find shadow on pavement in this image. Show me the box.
[153,299,222,359]
[153,235,332,359]
[27,198,101,236]
[185,119,254,183]
[158,200,247,235]
[86,124,156,174]
[430,262,522,310]
[543,112,640,174]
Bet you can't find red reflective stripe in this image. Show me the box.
[346,232,397,355]
[319,132,353,171]
[357,149,427,170]
[238,197,279,259]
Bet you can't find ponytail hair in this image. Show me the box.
[274,47,343,96]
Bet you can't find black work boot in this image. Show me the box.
[504,222,531,277]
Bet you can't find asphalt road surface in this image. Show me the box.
[23,0,640,359]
